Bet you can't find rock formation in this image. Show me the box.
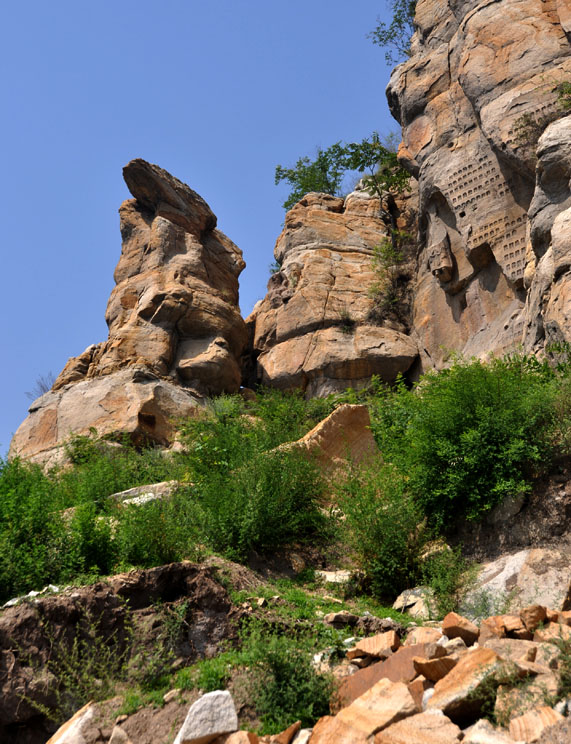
[10,160,247,464]
[247,190,419,396]
[387,0,571,370]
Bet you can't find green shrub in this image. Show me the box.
[196,449,326,561]
[248,632,332,734]
[370,358,559,530]
[422,546,470,617]
[338,462,423,599]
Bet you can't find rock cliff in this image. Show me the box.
[388,0,571,370]
[10,160,247,464]
[247,189,419,396]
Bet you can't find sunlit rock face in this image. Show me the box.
[10,160,247,463]
[388,0,571,370]
[247,190,419,396]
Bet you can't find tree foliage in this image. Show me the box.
[274,143,347,211]
[368,0,417,66]
[274,132,410,211]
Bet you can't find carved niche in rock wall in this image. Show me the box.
[426,202,454,282]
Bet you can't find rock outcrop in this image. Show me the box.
[247,190,419,396]
[10,160,247,463]
[387,0,571,370]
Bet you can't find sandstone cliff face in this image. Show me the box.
[247,190,419,396]
[388,0,571,369]
[10,160,247,463]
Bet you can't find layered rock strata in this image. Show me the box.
[10,160,247,463]
[247,190,419,396]
[388,0,571,370]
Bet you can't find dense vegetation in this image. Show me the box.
[2,353,570,608]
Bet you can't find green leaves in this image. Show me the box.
[274,142,347,210]
[368,0,417,66]
[275,132,410,211]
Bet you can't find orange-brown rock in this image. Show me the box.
[520,605,548,633]
[336,643,446,709]
[412,655,458,682]
[442,612,479,645]
[463,718,521,743]
[248,191,418,396]
[509,706,564,743]
[257,721,300,744]
[495,673,560,726]
[479,617,509,644]
[534,622,571,642]
[214,734,259,744]
[427,648,505,723]
[374,710,462,743]
[282,404,378,475]
[310,678,419,743]
[354,631,401,659]
[408,676,432,710]
[387,0,571,369]
[404,627,443,646]
[10,160,247,463]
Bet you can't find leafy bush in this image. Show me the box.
[195,449,326,561]
[422,546,470,617]
[338,462,424,599]
[248,632,333,734]
[369,357,559,530]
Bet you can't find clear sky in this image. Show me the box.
[1,1,399,456]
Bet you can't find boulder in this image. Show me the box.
[46,703,94,744]
[463,549,571,616]
[281,404,378,474]
[10,159,247,464]
[173,690,238,744]
[509,706,564,743]
[336,643,446,709]
[442,613,479,645]
[463,718,521,743]
[353,631,400,659]
[427,648,505,723]
[374,709,462,743]
[310,678,418,743]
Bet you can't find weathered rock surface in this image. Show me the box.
[10,159,247,463]
[310,678,418,743]
[426,648,505,723]
[46,703,94,744]
[247,190,419,396]
[388,0,571,370]
[509,706,564,743]
[374,709,461,743]
[281,404,378,474]
[462,548,571,616]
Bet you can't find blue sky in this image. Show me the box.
[1,1,398,455]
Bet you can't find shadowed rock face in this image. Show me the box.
[388,0,571,370]
[10,160,247,463]
[247,190,419,396]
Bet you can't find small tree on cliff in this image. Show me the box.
[368,0,417,66]
[274,143,347,211]
[274,132,409,216]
